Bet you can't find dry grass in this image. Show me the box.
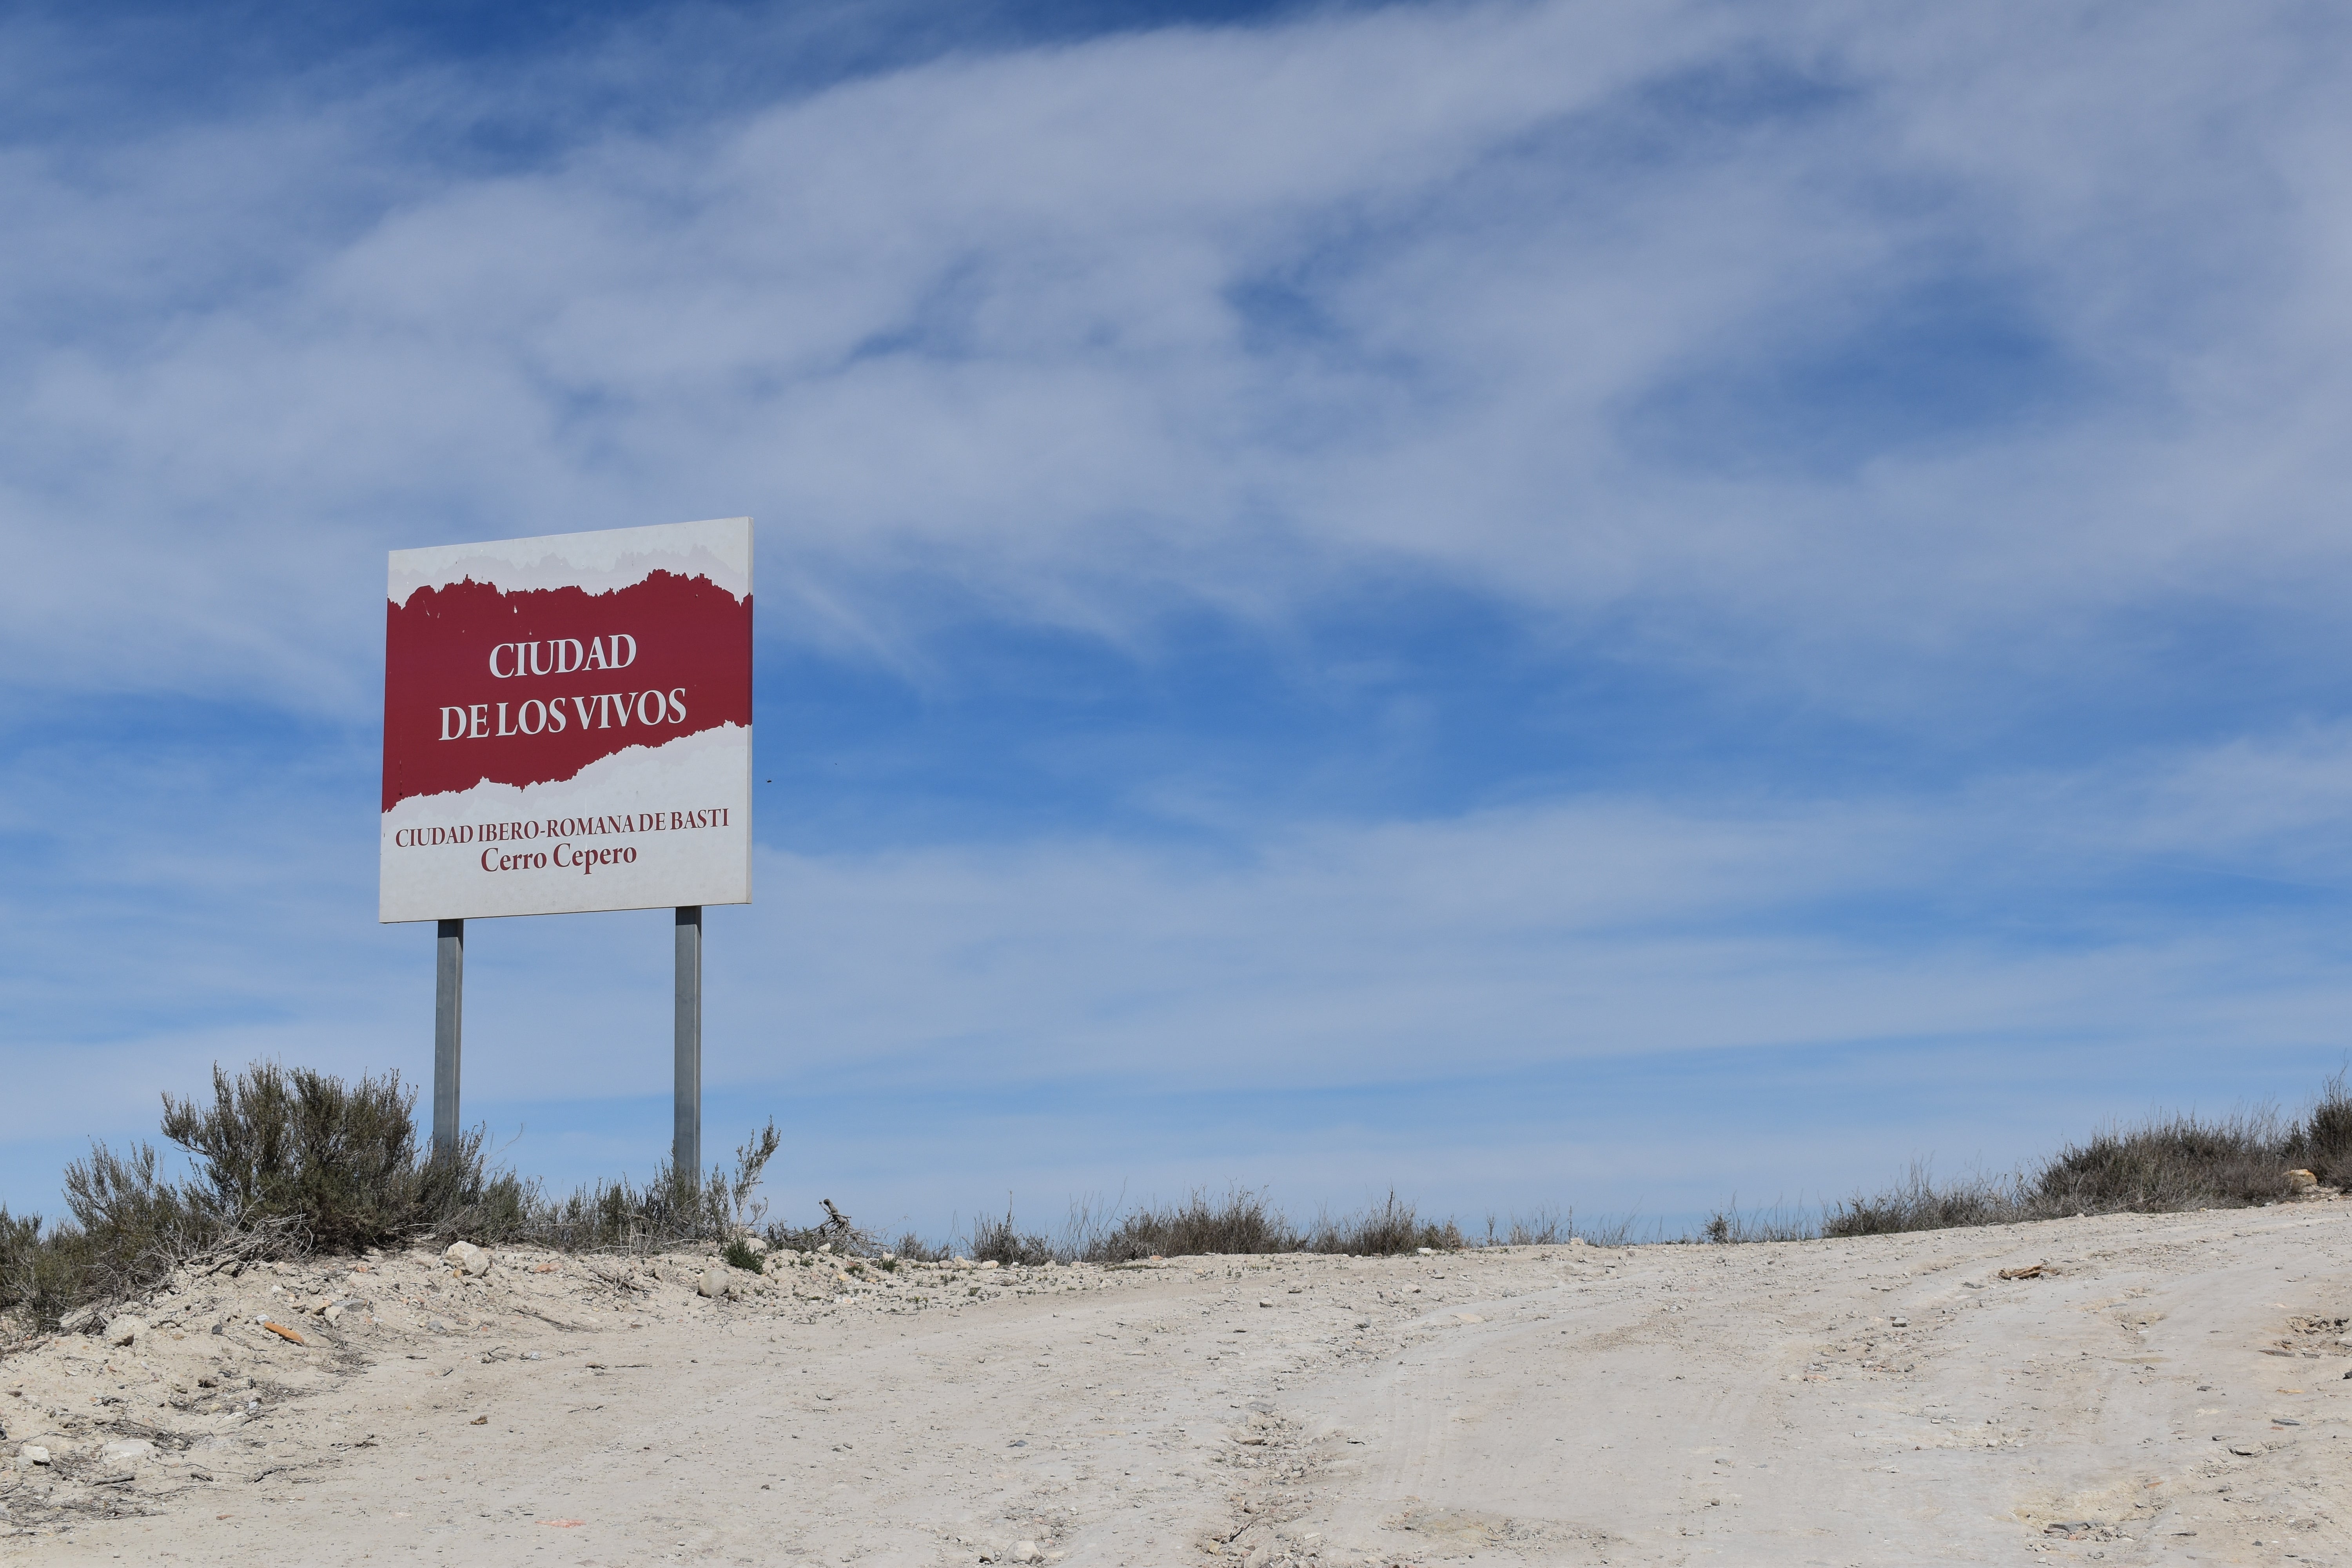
[13,1062,2352,1336]
[912,1189,1557,1264]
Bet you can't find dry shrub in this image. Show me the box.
[1824,1165,2030,1238]
[890,1232,952,1262]
[968,1209,1055,1265]
[537,1122,781,1254]
[2287,1070,2352,1187]
[2035,1112,2295,1212]
[1305,1191,1463,1255]
[765,1193,879,1258]
[906,1187,1470,1265]
[1083,1187,1299,1262]
[1699,1200,1819,1244]
[1822,1081,2352,1240]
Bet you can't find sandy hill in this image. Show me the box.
[5,1198,2349,1564]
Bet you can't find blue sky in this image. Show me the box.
[5,0,2351,1242]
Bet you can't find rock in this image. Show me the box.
[2228,1442,2262,1456]
[58,1306,95,1332]
[18,1445,51,1466]
[445,1241,492,1276]
[1890,1317,1909,1328]
[699,1269,726,1299]
[739,1235,769,1254]
[104,1314,148,1346]
[2287,1169,2320,1191]
[979,1260,1001,1271]
[1244,1545,1274,1568]
[1012,1542,1042,1563]
[99,1438,156,1467]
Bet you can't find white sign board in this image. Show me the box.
[379,517,753,922]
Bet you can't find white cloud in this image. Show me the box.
[0,1,2345,714]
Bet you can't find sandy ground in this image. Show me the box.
[5,1198,2350,1566]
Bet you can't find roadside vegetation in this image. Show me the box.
[1816,1078,2352,1237]
[7,1062,2350,1339]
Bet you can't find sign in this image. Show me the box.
[380,517,753,923]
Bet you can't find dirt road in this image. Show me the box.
[6,1199,2349,1564]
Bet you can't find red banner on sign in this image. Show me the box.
[382,570,752,812]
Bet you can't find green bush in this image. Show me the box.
[0,1206,83,1326]
[161,1063,436,1250]
[0,1062,532,1329]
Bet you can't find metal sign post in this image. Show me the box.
[674,905,702,1180]
[433,918,464,1161]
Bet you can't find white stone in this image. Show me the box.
[1012,1542,1042,1563]
[100,1438,156,1467]
[699,1269,726,1299]
[444,1241,492,1277]
[104,1314,147,1347]
[16,1445,51,1467]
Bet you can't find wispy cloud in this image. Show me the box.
[4,2,2346,707]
